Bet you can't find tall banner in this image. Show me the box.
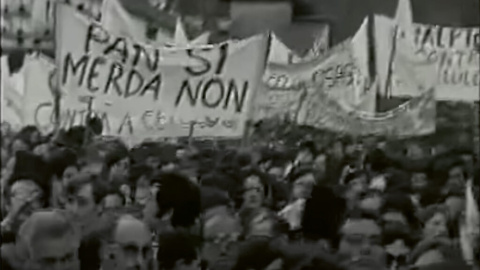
[375,15,480,101]
[255,18,372,120]
[56,4,267,143]
[297,86,436,137]
[22,54,57,133]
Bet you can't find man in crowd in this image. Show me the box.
[2,210,80,270]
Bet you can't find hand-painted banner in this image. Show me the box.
[375,15,480,101]
[297,85,436,137]
[255,18,372,120]
[22,54,57,133]
[56,4,267,143]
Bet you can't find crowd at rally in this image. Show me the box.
[0,121,478,270]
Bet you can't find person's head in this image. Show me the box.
[240,170,268,210]
[104,186,126,209]
[104,144,131,182]
[343,170,368,202]
[17,210,80,270]
[445,160,467,190]
[382,227,414,270]
[331,139,345,160]
[443,191,465,222]
[5,178,45,229]
[337,212,386,270]
[295,141,317,164]
[129,164,155,206]
[157,231,200,270]
[96,210,153,270]
[358,189,384,216]
[65,173,109,232]
[417,205,449,240]
[381,193,417,232]
[201,206,242,270]
[267,159,287,182]
[148,172,200,229]
[291,169,316,200]
[9,137,30,154]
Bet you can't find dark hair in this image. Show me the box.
[381,192,419,228]
[298,141,317,157]
[156,231,199,270]
[129,164,154,186]
[365,149,390,173]
[66,173,109,205]
[200,172,238,196]
[302,186,346,244]
[46,148,78,178]
[153,172,201,228]
[79,207,143,270]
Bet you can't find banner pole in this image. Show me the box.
[384,25,399,97]
[188,121,195,148]
[474,102,480,165]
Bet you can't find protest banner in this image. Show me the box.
[375,15,480,101]
[297,85,436,137]
[56,4,267,143]
[22,54,57,133]
[255,18,372,120]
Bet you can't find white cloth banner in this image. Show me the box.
[255,18,372,120]
[375,15,480,101]
[22,54,57,133]
[56,4,267,143]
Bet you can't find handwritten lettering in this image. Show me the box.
[62,53,162,100]
[311,63,356,89]
[175,78,249,113]
[84,23,160,72]
[184,43,229,76]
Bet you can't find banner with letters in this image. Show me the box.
[296,85,436,137]
[22,54,57,133]
[56,4,267,143]
[375,15,480,101]
[255,18,372,120]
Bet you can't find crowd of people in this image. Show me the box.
[0,122,479,270]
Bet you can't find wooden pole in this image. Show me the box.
[474,101,480,166]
